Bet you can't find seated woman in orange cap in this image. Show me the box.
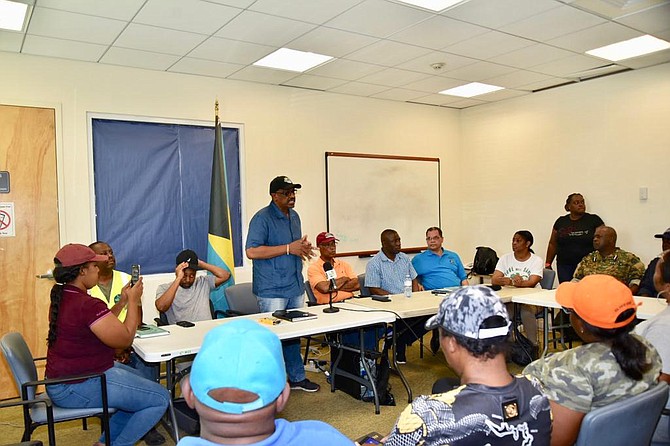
[523,274,662,446]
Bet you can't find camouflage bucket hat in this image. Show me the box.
[425,286,511,339]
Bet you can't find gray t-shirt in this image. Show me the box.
[156,275,215,324]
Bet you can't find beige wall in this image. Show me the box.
[2,52,668,305]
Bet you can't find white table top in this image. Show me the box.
[351,286,542,319]
[133,302,395,363]
[511,289,666,320]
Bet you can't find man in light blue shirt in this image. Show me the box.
[412,227,469,291]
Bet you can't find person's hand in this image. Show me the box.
[289,235,316,260]
[175,261,189,280]
[417,283,425,291]
[511,275,523,287]
[122,277,143,305]
[114,348,131,364]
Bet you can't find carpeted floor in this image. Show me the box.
[0,338,533,445]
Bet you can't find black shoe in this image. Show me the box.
[142,427,165,446]
[396,345,407,364]
[289,378,320,392]
[430,330,440,354]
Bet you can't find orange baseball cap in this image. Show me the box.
[556,274,638,329]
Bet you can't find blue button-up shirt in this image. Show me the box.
[365,251,417,294]
[246,201,304,299]
[412,248,467,290]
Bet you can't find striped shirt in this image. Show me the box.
[365,251,417,294]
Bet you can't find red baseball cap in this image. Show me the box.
[316,232,339,245]
[55,244,108,267]
[556,274,638,329]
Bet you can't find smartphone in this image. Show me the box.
[131,264,140,286]
[356,432,383,445]
[176,320,195,328]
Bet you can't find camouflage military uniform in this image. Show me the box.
[385,375,551,446]
[523,334,661,413]
[573,248,645,287]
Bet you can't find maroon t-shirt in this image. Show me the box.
[46,285,114,379]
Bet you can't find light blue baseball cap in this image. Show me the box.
[189,319,286,414]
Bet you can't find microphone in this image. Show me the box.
[322,261,339,313]
[324,262,337,291]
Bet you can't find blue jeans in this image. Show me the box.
[257,293,306,383]
[46,362,170,446]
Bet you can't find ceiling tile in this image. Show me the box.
[389,15,488,50]
[344,40,432,66]
[169,57,245,78]
[616,47,670,69]
[441,60,517,81]
[28,7,126,45]
[547,22,642,53]
[205,0,256,8]
[484,69,559,88]
[444,97,488,108]
[474,88,530,102]
[489,43,575,68]
[501,4,607,41]
[281,74,348,90]
[287,27,378,58]
[401,75,464,93]
[615,3,670,34]
[357,67,431,87]
[410,93,461,106]
[114,24,208,55]
[0,30,24,52]
[215,11,317,46]
[22,35,106,62]
[227,65,301,84]
[100,47,181,70]
[443,0,560,28]
[35,0,145,21]
[569,0,669,20]
[133,0,241,34]
[328,81,390,96]
[307,58,385,80]
[189,37,275,64]
[443,30,535,60]
[395,51,477,74]
[248,0,364,24]
[324,0,432,38]
[518,77,574,91]
[370,87,428,101]
[530,53,610,76]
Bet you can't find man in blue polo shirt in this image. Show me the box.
[413,227,470,354]
[246,176,319,392]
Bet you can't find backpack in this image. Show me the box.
[472,246,499,275]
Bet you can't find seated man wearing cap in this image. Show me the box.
[385,286,551,446]
[155,249,230,324]
[178,319,354,446]
[308,232,359,304]
[639,227,670,296]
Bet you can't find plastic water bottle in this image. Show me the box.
[404,274,412,298]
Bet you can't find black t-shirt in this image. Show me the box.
[553,213,604,265]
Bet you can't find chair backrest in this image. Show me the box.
[358,274,371,297]
[540,268,556,290]
[575,381,669,446]
[224,282,260,315]
[304,280,318,305]
[0,332,39,400]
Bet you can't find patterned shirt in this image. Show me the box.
[573,248,645,286]
[523,334,661,413]
[364,251,417,294]
[386,375,551,446]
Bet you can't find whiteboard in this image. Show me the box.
[326,152,441,256]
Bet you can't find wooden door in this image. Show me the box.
[0,104,59,399]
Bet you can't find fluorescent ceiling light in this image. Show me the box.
[0,0,32,32]
[395,0,468,12]
[253,48,333,73]
[586,35,670,61]
[439,82,504,98]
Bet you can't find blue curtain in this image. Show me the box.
[92,119,242,274]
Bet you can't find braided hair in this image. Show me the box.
[46,260,83,348]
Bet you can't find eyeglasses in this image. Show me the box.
[426,236,442,242]
[275,189,297,197]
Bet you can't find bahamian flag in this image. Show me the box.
[208,109,235,315]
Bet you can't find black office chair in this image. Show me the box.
[358,274,371,297]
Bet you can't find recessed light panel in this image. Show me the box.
[395,0,468,12]
[253,48,333,73]
[586,35,670,61]
[0,0,29,31]
[439,82,504,98]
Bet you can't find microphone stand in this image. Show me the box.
[323,282,339,313]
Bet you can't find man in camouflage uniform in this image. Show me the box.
[572,225,645,294]
[385,286,551,446]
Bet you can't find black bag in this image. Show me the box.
[472,246,499,275]
[510,326,537,367]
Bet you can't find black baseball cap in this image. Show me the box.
[654,228,670,239]
[269,176,302,194]
[176,249,199,270]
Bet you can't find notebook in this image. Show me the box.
[135,324,170,339]
[272,310,317,322]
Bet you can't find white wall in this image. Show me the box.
[459,62,670,266]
